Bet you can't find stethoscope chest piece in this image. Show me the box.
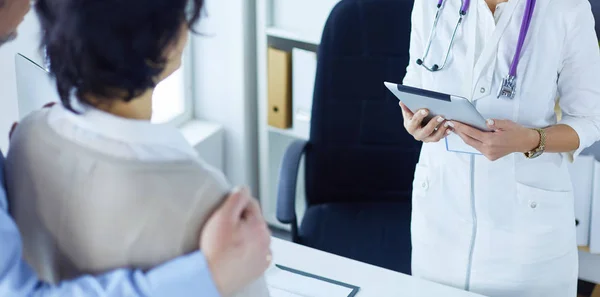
[497,75,517,99]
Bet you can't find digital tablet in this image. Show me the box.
[384,82,491,132]
[15,53,59,119]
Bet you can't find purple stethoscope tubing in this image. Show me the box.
[510,0,536,76]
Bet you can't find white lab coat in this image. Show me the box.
[403,0,600,296]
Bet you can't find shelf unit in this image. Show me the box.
[256,0,339,229]
[265,27,321,47]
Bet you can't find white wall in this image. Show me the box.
[192,0,259,194]
[0,12,42,152]
[270,0,338,39]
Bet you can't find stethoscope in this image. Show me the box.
[416,0,537,99]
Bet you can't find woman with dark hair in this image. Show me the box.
[5,1,270,296]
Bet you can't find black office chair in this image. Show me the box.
[276,0,420,274]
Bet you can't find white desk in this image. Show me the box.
[269,238,484,297]
[579,247,600,284]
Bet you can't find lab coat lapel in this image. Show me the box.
[471,0,523,101]
[463,1,478,101]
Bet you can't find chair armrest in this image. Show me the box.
[276,140,308,233]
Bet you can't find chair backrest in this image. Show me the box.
[305,0,421,206]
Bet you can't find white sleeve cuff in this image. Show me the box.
[558,115,596,161]
[146,252,221,297]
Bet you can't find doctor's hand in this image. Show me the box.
[399,102,451,143]
[201,187,272,297]
[451,119,540,161]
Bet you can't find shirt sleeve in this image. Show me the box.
[402,0,426,88]
[557,0,600,160]
[0,204,221,297]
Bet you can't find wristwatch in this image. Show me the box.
[524,128,546,159]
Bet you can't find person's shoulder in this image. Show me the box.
[9,108,53,146]
[547,0,595,31]
[548,0,592,15]
[20,108,53,126]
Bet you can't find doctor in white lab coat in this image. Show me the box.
[400,0,600,296]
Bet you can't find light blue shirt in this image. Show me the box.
[0,152,220,297]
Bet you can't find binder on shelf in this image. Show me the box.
[268,47,292,129]
[292,48,317,139]
[568,155,595,246]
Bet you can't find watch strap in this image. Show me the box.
[524,128,546,158]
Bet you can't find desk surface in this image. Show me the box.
[579,247,600,284]
[270,238,484,297]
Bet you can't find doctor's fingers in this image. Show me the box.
[456,131,483,150]
[406,109,429,134]
[415,116,444,141]
[451,121,488,142]
[423,124,451,143]
[457,132,502,161]
[399,102,414,120]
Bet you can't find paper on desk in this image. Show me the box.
[445,132,482,155]
[266,266,354,297]
[268,287,304,297]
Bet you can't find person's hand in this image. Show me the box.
[201,187,272,297]
[451,119,540,161]
[8,102,56,140]
[399,101,452,143]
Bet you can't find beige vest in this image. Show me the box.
[5,110,269,296]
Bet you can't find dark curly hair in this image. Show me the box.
[36,0,204,111]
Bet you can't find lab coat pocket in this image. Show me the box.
[411,163,439,245]
[515,183,576,262]
[412,163,431,199]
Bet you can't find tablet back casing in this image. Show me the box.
[384,82,490,132]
